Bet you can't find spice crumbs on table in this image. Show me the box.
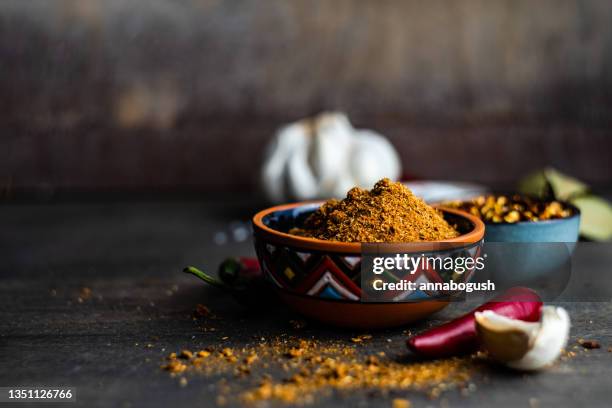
[193,303,213,318]
[351,334,373,343]
[161,337,474,405]
[244,353,258,364]
[578,339,601,349]
[77,287,92,303]
[392,398,411,408]
[289,319,307,330]
[162,359,187,374]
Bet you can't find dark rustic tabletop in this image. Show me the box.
[1,197,611,408]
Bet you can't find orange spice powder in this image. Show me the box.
[290,178,458,242]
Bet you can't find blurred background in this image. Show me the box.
[1,0,611,198]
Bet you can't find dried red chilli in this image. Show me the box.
[407,287,542,358]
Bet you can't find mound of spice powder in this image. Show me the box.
[291,178,459,242]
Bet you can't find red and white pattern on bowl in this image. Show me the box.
[255,239,483,302]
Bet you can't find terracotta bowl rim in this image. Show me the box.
[252,201,485,253]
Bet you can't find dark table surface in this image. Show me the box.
[1,197,611,408]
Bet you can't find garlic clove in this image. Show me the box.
[286,146,319,201]
[475,306,570,371]
[261,111,402,202]
[507,307,570,371]
[332,170,357,200]
[350,130,402,188]
[310,113,352,194]
[475,310,539,362]
[261,123,309,202]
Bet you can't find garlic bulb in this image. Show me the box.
[475,306,570,371]
[261,112,401,202]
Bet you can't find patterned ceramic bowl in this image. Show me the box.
[252,202,485,328]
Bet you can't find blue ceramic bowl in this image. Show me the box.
[484,206,580,243]
[473,202,580,295]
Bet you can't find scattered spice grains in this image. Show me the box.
[562,350,577,360]
[392,398,411,408]
[244,353,258,365]
[77,287,92,303]
[290,178,458,242]
[578,339,601,349]
[193,303,214,319]
[161,337,473,405]
[241,353,470,404]
[289,319,307,330]
[351,334,373,343]
[162,359,187,374]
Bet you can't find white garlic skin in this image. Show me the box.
[475,306,570,371]
[261,112,401,203]
[507,306,570,371]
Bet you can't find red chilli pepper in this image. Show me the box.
[184,257,277,308]
[407,287,542,358]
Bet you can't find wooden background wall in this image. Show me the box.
[1,0,611,193]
